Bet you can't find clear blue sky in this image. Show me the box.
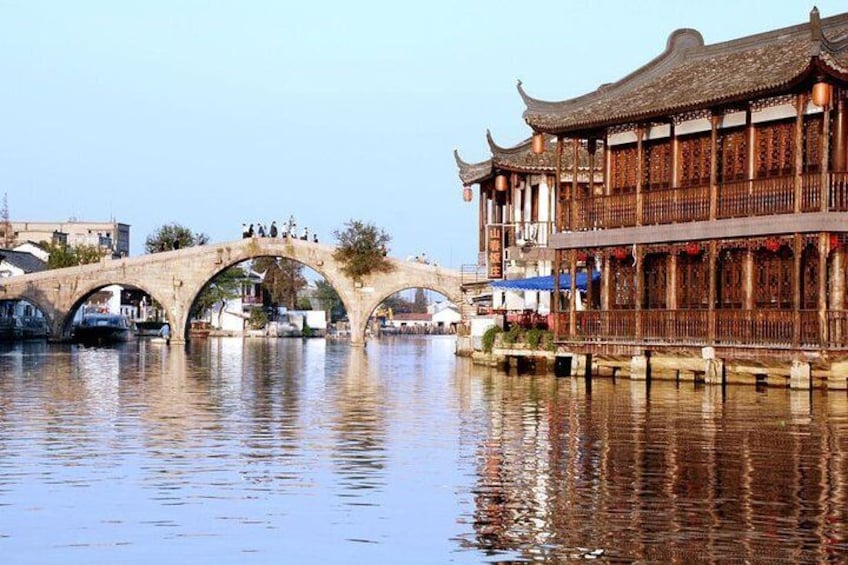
[0,1,843,266]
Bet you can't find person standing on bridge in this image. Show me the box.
[247,224,254,237]
[269,221,278,238]
[301,227,309,241]
[257,223,266,238]
[312,233,318,244]
[241,223,249,238]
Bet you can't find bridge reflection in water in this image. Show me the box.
[0,338,845,562]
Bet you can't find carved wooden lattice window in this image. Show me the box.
[610,144,638,194]
[755,248,793,309]
[643,141,672,190]
[678,133,711,188]
[800,244,819,309]
[677,253,709,309]
[642,254,667,308]
[803,114,823,173]
[755,119,794,178]
[719,128,747,182]
[717,249,745,309]
[611,257,635,309]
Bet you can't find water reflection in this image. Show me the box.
[1,338,847,562]
[463,375,848,562]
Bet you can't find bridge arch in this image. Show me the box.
[183,252,354,342]
[175,239,357,343]
[60,280,173,340]
[352,276,465,345]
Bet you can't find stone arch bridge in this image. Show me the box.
[0,238,467,346]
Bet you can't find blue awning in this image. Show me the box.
[491,271,600,292]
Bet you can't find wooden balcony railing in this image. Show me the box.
[573,192,636,230]
[641,309,709,343]
[642,185,710,225]
[566,172,848,230]
[560,309,832,349]
[829,172,848,211]
[717,176,796,219]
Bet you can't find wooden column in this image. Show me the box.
[553,248,562,337]
[569,249,577,337]
[587,138,596,198]
[793,234,802,347]
[709,113,720,220]
[585,254,594,310]
[478,187,486,255]
[819,233,829,347]
[821,101,832,212]
[670,122,679,188]
[833,93,846,173]
[603,133,611,196]
[601,255,611,311]
[794,94,807,213]
[572,138,580,230]
[743,249,754,310]
[708,241,717,343]
[634,245,643,340]
[829,245,845,347]
[668,253,678,310]
[555,136,564,231]
[635,126,644,226]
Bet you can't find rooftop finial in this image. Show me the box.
[810,6,821,40]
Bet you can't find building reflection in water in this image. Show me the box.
[465,375,848,562]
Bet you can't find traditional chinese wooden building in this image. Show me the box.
[455,132,602,282]
[516,8,848,388]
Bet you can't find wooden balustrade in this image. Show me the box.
[568,173,847,230]
[717,176,795,219]
[642,185,710,225]
[827,311,848,347]
[800,172,821,212]
[829,172,848,211]
[564,308,825,349]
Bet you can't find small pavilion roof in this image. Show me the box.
[521,8,848,135]
[454,131,602,186]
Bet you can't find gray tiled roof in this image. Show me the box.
[521,9,848,134]
[0,249,47,274]
[454,132,602,185]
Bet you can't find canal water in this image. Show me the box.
[1,336,847,563]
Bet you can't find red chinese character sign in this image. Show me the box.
[487,225,504,279]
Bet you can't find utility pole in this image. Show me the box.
[0,193,11,249]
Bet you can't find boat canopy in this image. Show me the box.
[491,271,599,292]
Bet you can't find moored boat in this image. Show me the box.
[72,313,135,345]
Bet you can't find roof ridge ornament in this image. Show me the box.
[810,7,823,56]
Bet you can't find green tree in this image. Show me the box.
[145,222,209,254]
[332,219,392,279]
[381,292,413,314]
[43,241,106,269]
[191,267,246,326]
[314,279,346,322]
[253,257,306,309]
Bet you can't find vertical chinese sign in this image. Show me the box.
[487,225,503,279]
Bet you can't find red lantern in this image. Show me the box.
[462,186,473,202]
[531,132,545,155]
[764,237,781,252]
[495,174,508,192]
[612,247,629,260]
[812,81,833,108]
[576,251,588,262]
[684,241,701,256]
[831,234,842,252]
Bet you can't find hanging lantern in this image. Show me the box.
[462,186,473,202]
[576,251,588,262]
[612,247,629,261]
[812,81,833,108]
[684,241,702,256]
[830,234,842,252]
[764,237,781,253]
[531,132,545,155]
[495,174,508,192]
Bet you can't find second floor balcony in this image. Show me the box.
[565,172,848,231]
